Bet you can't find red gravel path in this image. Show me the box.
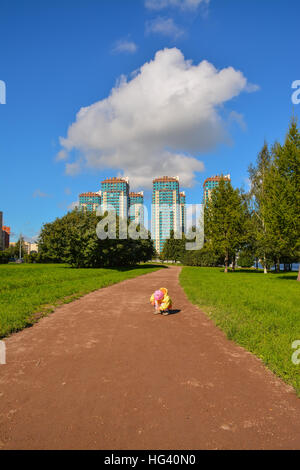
[0,267,299,450]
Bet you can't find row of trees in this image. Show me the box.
[160,119,300,280]
[159,231,224,267]
[36,209,155,268]
[247,120,299,276]
[0,237,34,263]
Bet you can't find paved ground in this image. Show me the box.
[0,266,299,450]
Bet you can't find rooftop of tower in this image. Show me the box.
[129,191,144,197]
[153,176,179,183]
[79,192,101,197]
[101,177,129,184]
[203,174,231,187]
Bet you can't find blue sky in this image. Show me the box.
[0,0,299,241]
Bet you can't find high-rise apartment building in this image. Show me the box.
[203,174,231,205]
[152,176,183,254]
[101,177,129,218]
[129,192,144,225]
[79,192,101,212]
[180,192,186,234]
[79,177,133,220]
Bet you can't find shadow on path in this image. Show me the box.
[167,309,181,315]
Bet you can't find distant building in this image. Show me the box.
[101,177,129,219]
[129,192,144,225]
[79,177,145,222]
[23,241,38,254]
[10,241,38,255]
[0,211,3,251]
[79,192,101,212]
[2,226,10,249]
[9,241,16,253]
[180,192,186,234]
[0,212,10,251]
[152,176,183,254]
[203,174,231,204]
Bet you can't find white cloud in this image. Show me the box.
[56,149,68,161]
[145,17,184,38]
[65,161,81,176]
[59,48,258,189]
[229,111,247,131]
[112,39,138,54]
[145,0,209,11]
[33,189,51,198]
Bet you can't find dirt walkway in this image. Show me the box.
[0,266,299,450]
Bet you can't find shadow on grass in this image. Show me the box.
[57,263,167,271]
[276,274,298,281]
[225,269,298,277]
[111,264,168,272]
[184,267,265,274]
[222,269,298,278]
[216,268,265,274]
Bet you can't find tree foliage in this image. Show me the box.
[0,250,10,264]
[249,119,300,277]
[248,142,273,272]
[160,230,185,262]
[38,209,155,268]
[237,250,255,268]
[204,178,249,272]
[180,243,224,267]
[263,120,300,275]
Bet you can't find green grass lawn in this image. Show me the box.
[0,263,161,338]
[180,267,300,396]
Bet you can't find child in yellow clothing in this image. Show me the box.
[150,287,172,315]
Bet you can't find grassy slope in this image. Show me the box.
[0,263,161,338]
[180,267,300,396]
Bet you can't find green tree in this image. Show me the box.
[180,243,224,267]
[262,120,300,278]
[0,250,10,264]
[204,179,249,273]
[248,142,273,273]
[38,209,155,268]
[237,249,255,268]
[5,236,27,260]
[161,230,185,263]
